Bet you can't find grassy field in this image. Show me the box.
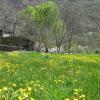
[0,51,100,100]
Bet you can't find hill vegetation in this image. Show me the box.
[0,0,100,53]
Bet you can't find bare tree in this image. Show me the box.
[0,0,20,36]
[52,19,66,52]
[60,3,80,53]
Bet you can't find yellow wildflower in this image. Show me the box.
[30,81,34,84]
[27,87,32,92]
[79,95,85,99]
[81,95,85,98]
[23,93,28,98]
[19,88,24,93]
[74,92,78,95]
[65,97,70,100]
[73,98,78,100]
[18,96,23,100]
[0,89,2,92]
[58,79,62,83]
[3,87,8,91]
[74,89,78,92]
[30,97,35,100]
[13,83,16,87]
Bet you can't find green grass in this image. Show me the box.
[0,51,100,100]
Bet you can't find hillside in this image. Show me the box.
[0,0,100,52]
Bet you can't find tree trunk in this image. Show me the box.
[68,42,71,53]
[12,23,16,36]
[57,45,59,52]
[59,46,61,52]
[45,44,49,52]
[37,42,41,52]
[19,44,22,51]
[56,44,61,53]
[68,32,72,54]
[32,42,35,51]
[43,35,48,52]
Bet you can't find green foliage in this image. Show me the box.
[34,1,59,27]
[24,5,35,15]
[52,19,66,47]
[19,5,35,20]
[20,1,59,28]
[53,19,66,36]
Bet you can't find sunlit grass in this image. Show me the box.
[0,51,100,100]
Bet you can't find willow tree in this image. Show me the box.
[34,1,59,52]
[18,1,59,52]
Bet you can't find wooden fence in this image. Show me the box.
[0,44,24,51]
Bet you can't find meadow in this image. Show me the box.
[0,51,100,100]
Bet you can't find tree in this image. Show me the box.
[34,1,59,52]
[16,5,37,50]
[52,19,66,52]
[60,3,80,53]
[0,0,23,36]
[17,1,59,52]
